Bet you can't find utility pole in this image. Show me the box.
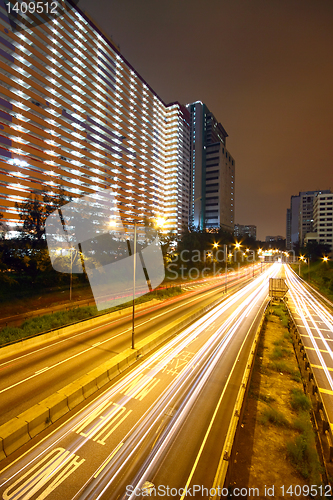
[132,222,137,350]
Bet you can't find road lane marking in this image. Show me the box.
[305,347,330,354]
[2,447,84,500]
[300,333,333,342]
[311,364,333,372]
[74,400,132,446]
[319,388,333,395]
[35,366,49,375]
[94,442,124,478]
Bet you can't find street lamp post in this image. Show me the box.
[224,244,227,293]
[129,217,165,350]
[70,247,73,302]
[234,242,241,280]
[131,222,137,350]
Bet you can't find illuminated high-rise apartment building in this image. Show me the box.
[0,0,190,235]
[187,101,235,231]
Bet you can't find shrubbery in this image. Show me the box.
[0,286,182,346]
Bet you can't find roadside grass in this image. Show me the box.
[259,407,289,426]
[272,304,289,328]
[290,388,311,412]
[258,393,276,404]
[259,304,323,487]
[287,410,323,484]
[268,360,301,382]
[0,286,182,346]
[269,345,292,360]
[290,261,333,303]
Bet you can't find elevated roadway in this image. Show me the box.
[0,266,261,424]
[0,263,279,500]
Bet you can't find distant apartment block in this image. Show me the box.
[286,190,331,249]
[234,224,256,240]
[305,193,333,253]
[265,235,285,244]
[187,101,235,231]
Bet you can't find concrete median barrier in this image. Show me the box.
[45,392,70,423]
[116,349,137,373]
[20,404,51,439]
[0,417,30,458]
[59,381,85,411]
[80,374,99,400]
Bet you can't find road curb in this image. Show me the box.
[0,299,162,360]
[0,292,228,459]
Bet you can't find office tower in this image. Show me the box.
[187,101,235,231]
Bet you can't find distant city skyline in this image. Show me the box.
[78,0,333,240]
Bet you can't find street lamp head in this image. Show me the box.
[109,218,118,228]
[323,256,329,263]
[155,216,166,228]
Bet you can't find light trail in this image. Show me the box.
[0,264,278,500]
[285,265,333,393]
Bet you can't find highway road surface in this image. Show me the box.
[0,265,261,424]
[285,265,333,422]
[0,263,279,500]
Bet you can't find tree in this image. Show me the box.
[15,188,71,243]
[0,212,7,239]
[305,240,331,261]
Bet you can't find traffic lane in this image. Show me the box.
[0,271,272,499]
[0,278,252,424]
[0,268,255,369]
[0,277,235,372]
[0,284,226,416]
[108,284,271,499]
[286,267,333,423]
[0,290,246,499]
[136,300,267,498]
[64,287,270,500]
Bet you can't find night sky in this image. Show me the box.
[78,0,333,241]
